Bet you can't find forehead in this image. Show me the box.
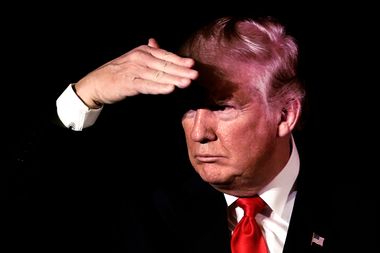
[194,58,265,103]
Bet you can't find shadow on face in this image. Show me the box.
[173,62,239,116]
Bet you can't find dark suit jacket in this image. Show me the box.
[4,97,366,253]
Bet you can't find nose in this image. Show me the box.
[190,109,217,143]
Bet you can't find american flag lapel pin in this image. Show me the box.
[311,232,325,247]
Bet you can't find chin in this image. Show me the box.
[197,166,234,186]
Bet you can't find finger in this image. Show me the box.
[146,58,198,80]
[139,68,192,88]
[147,47,195,68]
[131,50,198,80]
[133,78,176,94]
[148,38,160,48]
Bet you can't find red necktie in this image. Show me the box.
[230,196,268,253]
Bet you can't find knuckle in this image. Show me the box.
[154,70,165,80]
[129,50,146,61]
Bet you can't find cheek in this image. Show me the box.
[221,121,274,163]
[225,132,255,161]
[218,124,254,161]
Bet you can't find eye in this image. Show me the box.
[213,104,239,120]
[212,104,234,111]
[222,105,234,111]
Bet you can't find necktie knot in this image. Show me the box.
[236,197,266,218]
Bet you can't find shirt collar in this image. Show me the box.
[224,135,299,218]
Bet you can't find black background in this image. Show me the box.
[2,1,375,199]
[2,2,376,250]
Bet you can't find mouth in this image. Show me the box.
[194,155,224,163]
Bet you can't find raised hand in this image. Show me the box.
[74,38,198,108]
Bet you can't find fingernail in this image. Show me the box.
[189,70,198,79]
[179,78,191,87]
[185,58,195,66]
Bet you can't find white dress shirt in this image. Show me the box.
[224,137,299,253]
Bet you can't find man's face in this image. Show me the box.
[181,60,283,196]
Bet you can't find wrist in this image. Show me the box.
[73,83,103,109]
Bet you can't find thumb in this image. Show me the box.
[148,38,160,48]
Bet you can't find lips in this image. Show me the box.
[194,154,224,163]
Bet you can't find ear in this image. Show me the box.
[277,98,301,137]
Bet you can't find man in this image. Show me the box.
[9,16,360,253]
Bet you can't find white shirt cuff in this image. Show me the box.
[56,84,102,131]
